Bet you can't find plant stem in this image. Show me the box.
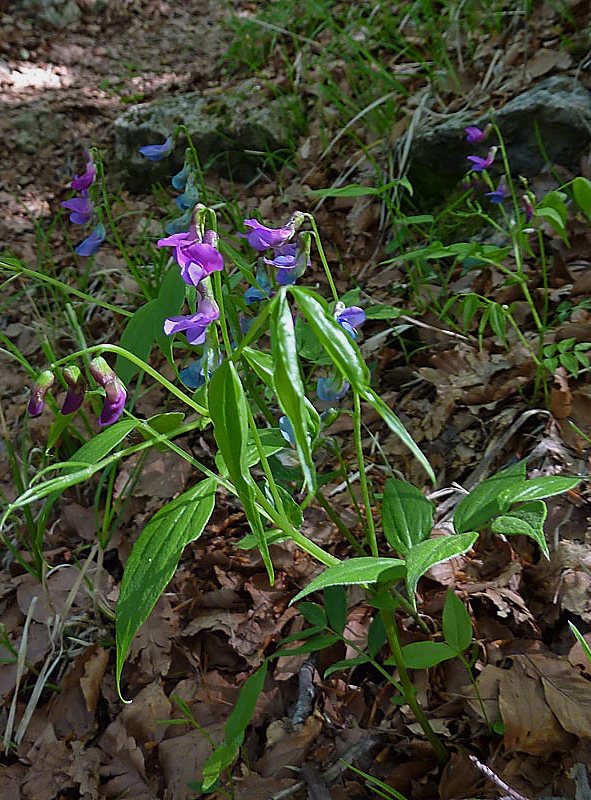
[353,391,378,557]
[305,214,339,303]
[382,610,448,764]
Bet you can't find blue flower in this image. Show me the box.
[180,350,222,389]
[335,302,366,339]
[316,374,349,402]
[175,177,199,210]
[485,180,508,204]
[279,416,296,446]
[265,231,311,287]
[138,136,173,161]
[75,223,106,256]
[172,161,191,191]
[164,208,192,235]
[466,146,497,173]
[244,264,273,304]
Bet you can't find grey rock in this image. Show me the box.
[113,79,303,192]
[407,76,591,205]
[14,103,66,153]
[12,0,82,27]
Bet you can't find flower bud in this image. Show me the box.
[27,370,55,417]
[89,357,127,427]
[61,366,85,415]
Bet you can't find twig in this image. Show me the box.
[469,754,532,800]
[292,657,318,726]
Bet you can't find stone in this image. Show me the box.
[12,0,82,27]
[14,103,66,153]
[407,76,591,205]
[112,79,303,192]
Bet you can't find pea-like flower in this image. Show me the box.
[163,295,220,345]
[89,357,127,427]
[316,374,350,403]
[485,180,508,204]
[75,223,106,256]
[176,176,199,210]
[334,302,366,339]
[464,126,487,144]
[241,211,305,251]
[467,146,497,173]
[171,160,191,191]
[179,350,222,389]
[264,231,311,286]
[523,194,535,224]
[61,366,85,415]
[61,193,93,225]
[244,264,273,304]
[157,229,223,286]
[164,208,192,235]
[138,136,173,161]
[71,157,96,192]
[27,369,55,418]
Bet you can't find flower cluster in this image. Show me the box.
[61,153,106,256]
[27,357,126,427]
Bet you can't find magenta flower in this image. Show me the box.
[467,146,497,173]
[163,296,220,345]
[241,211,305,251]
[485,181,508,204]
[157,229,223,286]
[27,369,55,418]
[89,357,127,427]
[138,136,173,161]
[75,223,106,256]
[60,366,85,415]
[464,126,486,144]
[61,193,93,225]
[335,303,366,339]
[71,158,96,192]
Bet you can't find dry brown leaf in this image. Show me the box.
[128,594,176,686]
[551,367,573,419]
[159,722,225,800]
[526,47,572,78]
[120,679,172,747]
[531,654,591,739]
[99,718,156,800]
[22,723,75,800]
[234,773,299,800]
[49,644,109,741]
[256,715,323,777]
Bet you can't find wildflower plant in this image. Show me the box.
[1,125,583,790]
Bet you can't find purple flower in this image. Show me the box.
[163,295,220,345]
[279,416,296,446]
[523,194,535,224]
[464,126,486,144]
[467,146,497,173]
[89,357,127,427]
[157,230,223,286]
[264,232,311,286]
[60,366,85,415]
[71,158,96,192]
[27,369,55,417]
[240,211,305,251]
[61,193,93,225]
[138,136,173,161]
[316,374,349,402]
[485,181,508,204]
[75,223,106,256]
[335,303,366,339]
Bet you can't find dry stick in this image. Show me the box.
[292,657,318,726]
[468,754,532,800]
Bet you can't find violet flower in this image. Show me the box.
[27,369,55,418]
[467,146,497,173]
[71,158,96,192]
[464,126,486,144]
[61,193,93,225]
[75,223,106,256]
[61,366,85,415]
[335,302,366,339]
[163,295,220,345]
[89,357,127,427]
[485,181,508,204]
[138,136,173,161]
[523,194,535,224]
[244,264,273,304]
[157,229,223,286]
[316,374,349,403]
[265,231,311,286]
[241,211,305,251]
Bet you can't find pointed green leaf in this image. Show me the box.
[442,590,472,653]
[395,641,456,669]
[490,499,549,558]
[324,585,347,635]
[502,476,579,505]
[381,477,434,555]
[208,361,273,580]
[405,532,478,607]
[153,266,186,364]
[115,299,158,382]
[453,461,526,534]
[569,622,591,666]
[271,289,317,491]
[291,557,406,605]
[116,478,216,700]
[573,177,591,219]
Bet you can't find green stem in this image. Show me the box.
[383,610,448,764]
[353,392,377,557]
[305,214,339,303]
[314,489,366,557]
[212,270,233,356]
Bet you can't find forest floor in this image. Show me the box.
[2,1,591,799]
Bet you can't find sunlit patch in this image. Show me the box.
[1,63,73,91]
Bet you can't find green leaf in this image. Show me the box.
[535,206,566,237]
[208,361,273,581]
[225,661,267,743]
[395,641,456,669]
[368,611,386,658]
[115,478,216,700]
[115,299,158,383]
[290,286,370,392]
[361,388,435,483]
[242,346,275,388]
[573,177,591,219]
[324,585,347,635]
[324,656,369,677]
[453,461,526,534]
[291,557,406,605]
[502,476,579,505]
[490,499,549,558]
[271,289,317,491]
[274,634,341,657]
[364,305,404,320]
[405,532,478,607]
[69,419,137,466]
[381,477,434,555]
[569,622,591,666]
[442,590,472,653]
[201,742,239,793]
[309,181,400,199]
[298,602,327,628]
[153,266,186,364]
